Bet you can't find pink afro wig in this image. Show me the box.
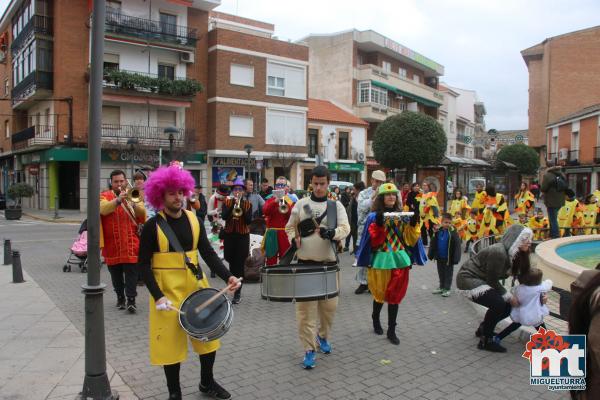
[144,165,195,210]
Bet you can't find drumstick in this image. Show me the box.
[167,304,185,315]
[193,278,243,314]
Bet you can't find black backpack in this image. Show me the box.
[554,174,568,192]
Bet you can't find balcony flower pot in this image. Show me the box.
[6,182,34,220]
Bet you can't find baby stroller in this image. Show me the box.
[63,219,88,273]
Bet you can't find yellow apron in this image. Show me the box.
[149,210,220,366]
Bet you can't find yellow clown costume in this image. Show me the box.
[558,198,580,237]
[471,189,487,217]
[449,197,471,218]
[514,190,535,214]
[464,217,479,242]
[149,210,220,365]
[420,191,440,229]
[528,216,549,240]
[582,203,598,234]
[483,192,513,235]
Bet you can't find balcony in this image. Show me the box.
[595,147,600,163]
[456,133,473,145]
[355,102,405,122]
[547,152,558,164]
[12,70,53,108]
[105,9,197,50]
[11,15,53,55]
[103,69,202,99]
[11,125,56,150]
[101,124,190,149]
[569,149,579,164]
[355,64,443,108]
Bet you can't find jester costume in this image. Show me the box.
[262,194,294,265]
[356,183,426,345]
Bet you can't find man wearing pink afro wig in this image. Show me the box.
[138,165,240,400]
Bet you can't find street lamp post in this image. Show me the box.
[81,0,118,398]
[163,126,179,163]
[244,144,253,180]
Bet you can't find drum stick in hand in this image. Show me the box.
[194,278,243,314]
[167,305,185,315]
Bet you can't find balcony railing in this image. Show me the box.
[547,152,558,164]
[11,125,56,148]
[569,149,579,163]
[12,70,53,105]
[11,15,53,54]
[101,124,190,148]
[105,9,197,48]
[595,147,600,163]
[103,69,202,98]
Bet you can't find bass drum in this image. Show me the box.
[179,288,233,342]
[260,264,340,302]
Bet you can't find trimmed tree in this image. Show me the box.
[496,143,540,175]
[372,111,447,177]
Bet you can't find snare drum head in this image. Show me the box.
[180,288,230,336]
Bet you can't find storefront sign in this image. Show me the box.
[366,159,380,166]
[328,162,364,172]
[28,165,39,175]
[383,38,443,72]
[212,157,267,168]
[212,167,243,186]
[102,149,160,164]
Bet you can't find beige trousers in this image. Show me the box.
[295,297,339,351]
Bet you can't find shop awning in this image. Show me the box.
[371,80,441,108]
[41,147,88,162]
[442,156,490,167]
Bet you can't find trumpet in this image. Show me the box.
[125,180,142,203]
[232,196,243,218]
[189,193,198,203]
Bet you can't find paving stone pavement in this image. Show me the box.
[0,217,567,400]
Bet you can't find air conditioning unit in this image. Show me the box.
[180,51,194,63]
[357,152,365,161]
[558,148,569,160]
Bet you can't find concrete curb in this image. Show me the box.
[21,211,83,224]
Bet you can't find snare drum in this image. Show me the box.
[260,264,340,302]
[179,288,233,342]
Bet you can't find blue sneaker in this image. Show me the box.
[303,350,316,369]
[316,335,332,354]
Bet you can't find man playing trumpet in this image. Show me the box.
[262,176,296,266]
[100,169,146,313]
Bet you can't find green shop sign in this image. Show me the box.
[328,162,364,172]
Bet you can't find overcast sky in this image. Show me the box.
[1,0,598,130]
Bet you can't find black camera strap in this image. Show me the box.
[156,214,203,280]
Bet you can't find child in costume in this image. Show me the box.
[419,183,440,245]
[356,183,426,345]
[514,182,535,214]
[528,209,549,241]
[449,189,470,219]
[516,213,528,227]
[452,211,467,240]
[470,183,487,220]
[558,189,580,237]
[493,268,551,345]
[483,185,512,235]
[464,210,479,254]
[428,213,462,297]
[478,205,498,238]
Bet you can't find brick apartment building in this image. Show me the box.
[0,0,218,211]
[521,25,600,154]
[299,29,445,178]
[206,11,309,188]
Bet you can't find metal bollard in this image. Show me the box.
[12,250,24,283]
[54,195,59,219]
[3,239,11,265]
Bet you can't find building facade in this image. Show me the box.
[545,104,600,197]
[299,29,444,178]
[206,11,308,189]
[521,25,600,154]
[0,0,218,211]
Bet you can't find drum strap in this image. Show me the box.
[156,215,203,280]
[326,200,340,265]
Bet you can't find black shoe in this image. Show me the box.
[167,392,182,400]
[355,284,368,295]
[387,327,400,345]
[372,316,383,335]
[116,297,126,310]
[232,295,241,305]
[475,325,499,338]
[199,381,231,399]
[126,298,136,313]
[477,336,507,353]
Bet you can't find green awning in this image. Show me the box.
[186,152,207,164]
[371,80,441,108]
[328,162,364,172]
[42,147,88,162]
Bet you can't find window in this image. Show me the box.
[357,81,388,107]
[382,61,391,73]
[450,121,455,133]
[5,120,9,138]
[399,67,407,78]
[44,108,50,126]
[4,79,8,96]
[572,131,579,150]
[230,64,254,87]
[158,63,175,80]
[159,12,177,36]
[157,110,177,128]
[267,62,305,99]
[229,115,253,137]
[359,81,370,103]
[413,74,420,84]
[106,0,122,10]
[102,106,120,125]
[338,132,349,160]
[308,128,319,158]
[103,53,120,71]
[266,109,306,146]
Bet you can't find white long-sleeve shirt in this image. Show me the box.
[510,279,553,326]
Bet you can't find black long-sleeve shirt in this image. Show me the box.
[138,212,232,301]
